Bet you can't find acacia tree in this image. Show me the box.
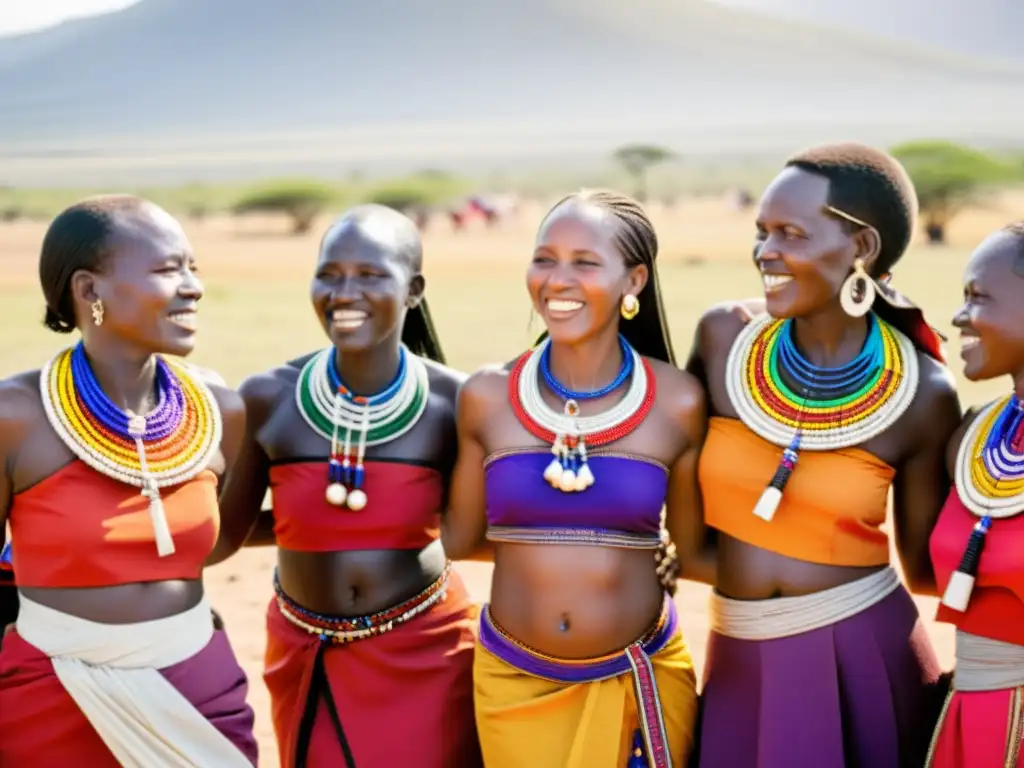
[613,144,675,202]
[890,140,1018,244]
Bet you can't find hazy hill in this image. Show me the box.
[1,0,1023,183]
[710,0,1024,63]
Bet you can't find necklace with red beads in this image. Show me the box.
[508,335,655,492]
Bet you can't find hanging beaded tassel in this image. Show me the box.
[945,394,1024,611]
[40,343,222,558]
[296,345,430,511]
[127,411,176,556]
[753,431,801,522]
[941,515,991,611]
[726,313,918,522]
[542,400,595,492]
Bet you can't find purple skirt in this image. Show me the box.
[695,586,944,768]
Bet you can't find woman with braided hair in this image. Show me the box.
[688,142,960,767]
[443,189,706,768]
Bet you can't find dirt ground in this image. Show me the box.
[4,191,1022,764]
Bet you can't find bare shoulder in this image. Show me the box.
[0,370,45,450]
[236,362,299,423]
[646,358,707,433]
[901,352,961,446]
[423,358,467,407]
[456,364,509,429]
[910,352,960,418]
[695,298,764,347]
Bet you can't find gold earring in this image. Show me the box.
[620,294,639,320]
[91,299,104,326]
[839,259,876,318]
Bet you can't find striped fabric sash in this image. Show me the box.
[479,597,677,768]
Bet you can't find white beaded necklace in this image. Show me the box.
[725,313,920,450]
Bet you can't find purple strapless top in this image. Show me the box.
[484,451,667,536]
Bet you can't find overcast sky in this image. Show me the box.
[0,0,140,37]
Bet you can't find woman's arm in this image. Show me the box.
[891,358,962,596]
[441,369,502,561]
[207,373,278,566]
[661,368,715,586]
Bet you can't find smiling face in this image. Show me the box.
[754,167,875,319]
[953,230,1024,382]
[526,200,647,346]
[72,203,203,356]
[310,217,422,353]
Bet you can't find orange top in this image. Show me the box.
[270,460,443,552]
[9,461,219,588]
[931,489,1024,646]
[699,417,895,566]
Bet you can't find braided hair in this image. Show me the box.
[535,189,677,365]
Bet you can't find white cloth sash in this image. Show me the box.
[16,593,252,767]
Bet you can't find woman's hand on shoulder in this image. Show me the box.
[684,298,763,380]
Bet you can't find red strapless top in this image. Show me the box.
[9,461,219,589]
[930,487,1024,646]
[269,460,443,552]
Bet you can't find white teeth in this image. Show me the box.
[547,299,584,313]
[762,274,794,292]
[168,312,197,329]
[331,310,368,330]
[961,337,980,349]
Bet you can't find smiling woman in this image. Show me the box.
[927,223,1024,768]
[443,189,706,768]
[688,143,960,768]
[212,203,480,768]
[0,195,258,766]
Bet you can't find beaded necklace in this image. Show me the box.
[726,312,919,521]
[942,394,1024,612]
[509,335,655,492]
[295,345,429,510]
[40,342,222,557]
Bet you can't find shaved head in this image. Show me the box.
[320,204,422,272]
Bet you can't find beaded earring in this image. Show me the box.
[91,299,105,326]
[620,294,639,320]
[839,259,876,318]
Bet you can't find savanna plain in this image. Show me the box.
[3,192,1019,764]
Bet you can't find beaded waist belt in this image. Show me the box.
[486,525,661,549]
[274,564,450,644]
[479,597,677,768]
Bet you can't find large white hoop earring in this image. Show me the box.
[839,259,876,318]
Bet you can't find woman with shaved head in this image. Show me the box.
[0,195,258,765]
[687,143,961,767]
[214,203,481,768]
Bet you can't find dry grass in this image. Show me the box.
[3,191,1022,765]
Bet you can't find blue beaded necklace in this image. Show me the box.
[774,314,883,401]
[749,314,886,522]
[540,334,634,401]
